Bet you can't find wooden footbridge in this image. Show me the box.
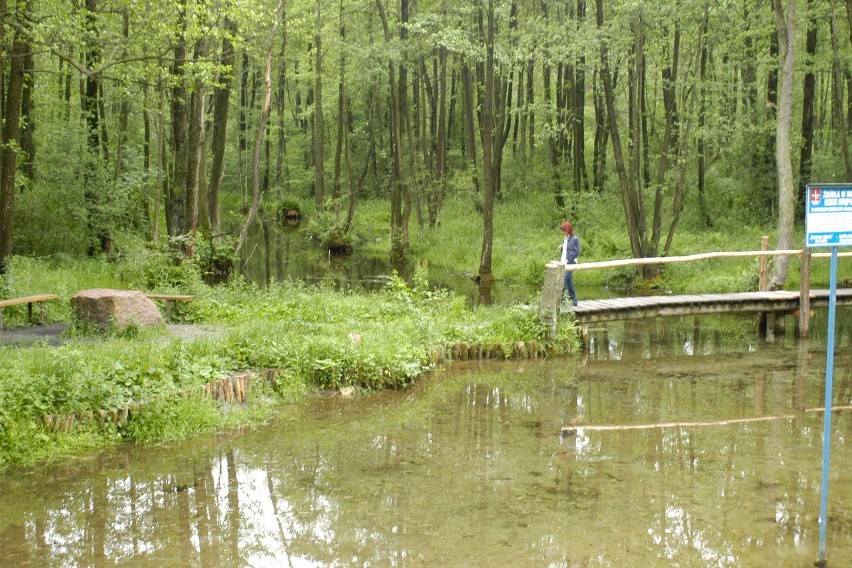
[539,238,851,342]
[565,289,852,324]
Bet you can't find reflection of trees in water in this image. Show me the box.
[584,308,852,363]
[2,353,851,565]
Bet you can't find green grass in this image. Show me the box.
[0,256,577,470]
[415,191,850,292]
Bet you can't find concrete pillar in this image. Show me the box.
[539,261,564,339]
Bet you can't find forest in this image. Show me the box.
[0,0,850,290]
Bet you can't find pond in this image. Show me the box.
[1,310,850,567]
[235,219,543,305]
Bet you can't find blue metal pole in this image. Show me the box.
[818,246,839,565]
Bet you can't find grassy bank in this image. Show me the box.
[0,257,576,471]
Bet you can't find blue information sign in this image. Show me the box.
[804,183,850,566]
[805,184,852,247]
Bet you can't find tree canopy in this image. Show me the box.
[0,0,848,284]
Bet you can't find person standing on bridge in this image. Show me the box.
[558,221,580,306]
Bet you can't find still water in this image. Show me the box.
[1,312,851,567]
[236,220,541,305]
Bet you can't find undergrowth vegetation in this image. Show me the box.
[421,191,849,292]
[0,255,576,470]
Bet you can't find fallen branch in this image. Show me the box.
[581,405,852,431]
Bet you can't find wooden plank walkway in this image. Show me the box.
[564,288,852,324]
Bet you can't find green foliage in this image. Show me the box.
[273,197,308,224]
[115,238,205,292]
[193,234,238,283]
[121,396,221,445]
[600,267,637,291]
[305,200,356,253]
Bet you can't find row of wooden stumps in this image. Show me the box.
[40,340,568,434]
[430,340,559,363]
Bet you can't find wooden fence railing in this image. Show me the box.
[540,236,851,338]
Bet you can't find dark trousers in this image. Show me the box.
[563,270,577,305]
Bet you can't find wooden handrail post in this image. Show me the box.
[799,247,812,338]
[758,236,769,292]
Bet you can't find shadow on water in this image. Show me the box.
[1,309,851,566]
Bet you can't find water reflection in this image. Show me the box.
[1,315,851,566]
[584,308,851,363]
[237,219,541,305]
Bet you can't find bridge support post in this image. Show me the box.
[773,313,786,342]
[758,236,769,340]
[798,248,812,338]
[539,261,564,339]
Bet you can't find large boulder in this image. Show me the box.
[72,289,164,331]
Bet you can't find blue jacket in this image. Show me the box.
[561,234,580,264]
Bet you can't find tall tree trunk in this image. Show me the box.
[0,2,28,273]
[769,0,797,290]
[764,23,779,217]
[113,11,130,183]
[169,0,189,238]
[19,39,35,183]
[142,84,152,231]
[82,0,111,254]
[0,0,6,128]
[376,0,408,263]
[398,0,412,256]
[596,0,642,261]
[846,0,852,131]
[462,62,480,196]
[347,88,377,230]
[830,0,852,180]
[628,8,648,259]
[651,16,681,261]
[526,59,535,157]
[154,72,168,242]
[592,67,608,192]
[664,5,705,255]
[332,0,346,203]
[515,65,525,159]
[543,58,563,208]
[541,1,564,208]
[740,4,757,112]
[436,42,448,219]
[313,0,326,212]
[447,67,458,151]
[208,18,237,236]
[697,3,713,228]
[798,0,817,199]
[697,2,711,228]
[571,0,588,195]
[275,11,290,194]
[478,0,498,280]
[184,34,210,257]
[236,0,285,254]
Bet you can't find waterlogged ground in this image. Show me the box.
[1,312,851,567]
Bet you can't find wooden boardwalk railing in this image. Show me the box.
[539,238,851,340]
